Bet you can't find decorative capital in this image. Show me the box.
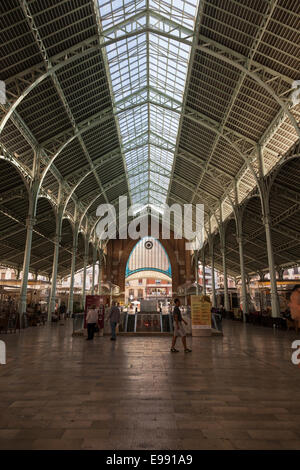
[26,216,36,228]
[54,234,61,244]
[236,235,242,244]
[262,213,271,225]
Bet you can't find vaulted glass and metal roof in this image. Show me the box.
[0,0,300,280]
[98,0,198,207]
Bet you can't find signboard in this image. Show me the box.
[140,299,157,313]
[84,295,109,330]
[191,295,212,336]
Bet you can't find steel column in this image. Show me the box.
[82,239,89,310]
[98,249,102,295]
[237,235,248,321]
[91,243,97,295]
[48,205,63,321]
[67,225,78,315]
[209,241,216,308]
[18,169,39,321]
[259,178,280,318]
[263,214,280,318]
[202,251,206,295]
[194,250,199,295]
[82,255,88,310]
[221,247,230,312]
[19,215,36,318]
[48,234,61,321]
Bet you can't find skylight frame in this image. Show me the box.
[98,0,199,207]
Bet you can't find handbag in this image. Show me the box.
[94,326,99,333]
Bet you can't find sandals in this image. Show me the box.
[170,347,192,353]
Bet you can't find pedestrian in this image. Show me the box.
[110,301,120,341]
[59,302,66,320]
[86,304,99,341]
[170,298,192,353]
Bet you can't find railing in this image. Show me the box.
[161,313,173,333]
[122,312,173,333]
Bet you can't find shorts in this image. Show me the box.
[173,322,186,337]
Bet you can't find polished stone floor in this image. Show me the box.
[1,319,300,450]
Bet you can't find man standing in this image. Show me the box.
[110,301,120,341]
[170,298,192,353]
[86,304,99,341]
[59,302,66,320]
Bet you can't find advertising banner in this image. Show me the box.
[191,295,212,336]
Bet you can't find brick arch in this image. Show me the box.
[103,228,193,294]
[116,237,179,293]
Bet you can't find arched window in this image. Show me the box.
[125,237,172,278]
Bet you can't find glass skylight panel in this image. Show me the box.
[149,190,167,205]
[149,104,179,145]
[98,0,199,207]
[130,160,149,174]
[100,0,146,30]
[118,104,148,142]
[150,171,170,187]
[150,161,171,177]
[149,0,196,29]
[149,34,189,101]
[125,145,148,171]
[150,145,173,169]
[129,172,148,188]
[105,35,147,101]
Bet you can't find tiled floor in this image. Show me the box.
[1,319,300,450]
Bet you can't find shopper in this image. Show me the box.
[86,304,99,341]
[170,298,192,353]
[110,301,120,341]
[59,302,66,320]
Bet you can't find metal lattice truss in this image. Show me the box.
[0,0,300,279]
[98,0,198,206]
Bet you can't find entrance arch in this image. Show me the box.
[124,237,172,303]
[125,237,172,278]
[103,233,193,295]
[119,237,179,293]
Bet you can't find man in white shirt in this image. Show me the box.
[86,304,99,341]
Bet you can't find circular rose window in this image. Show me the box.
[144,240,153,250]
